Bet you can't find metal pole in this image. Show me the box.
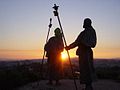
[53,4,78,90]
[40,18,52,79]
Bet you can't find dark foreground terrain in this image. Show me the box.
[17,79,120,90]
[0,59,120,90]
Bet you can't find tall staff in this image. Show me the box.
[53,4,78,90]
[40,18,52,79]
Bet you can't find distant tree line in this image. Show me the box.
[95,66,120,82]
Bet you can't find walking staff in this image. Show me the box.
[40,18,52,79]
[53,4,78,90]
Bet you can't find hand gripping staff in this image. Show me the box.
[40,18,52,79]
[53,4,78,90]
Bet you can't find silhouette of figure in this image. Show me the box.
[44,28,64,85]
[65,18,97,90]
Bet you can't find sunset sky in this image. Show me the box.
[0,0,120,60]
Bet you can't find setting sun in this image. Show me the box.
[61,50,68,61]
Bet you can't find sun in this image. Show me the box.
[61,50,68,61]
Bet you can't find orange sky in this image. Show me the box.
[0,50,42,60]
[0,47,120,60]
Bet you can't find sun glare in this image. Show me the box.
[61,50,68,61]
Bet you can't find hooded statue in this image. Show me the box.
[65,18,97,90]
[44,28,64,85]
